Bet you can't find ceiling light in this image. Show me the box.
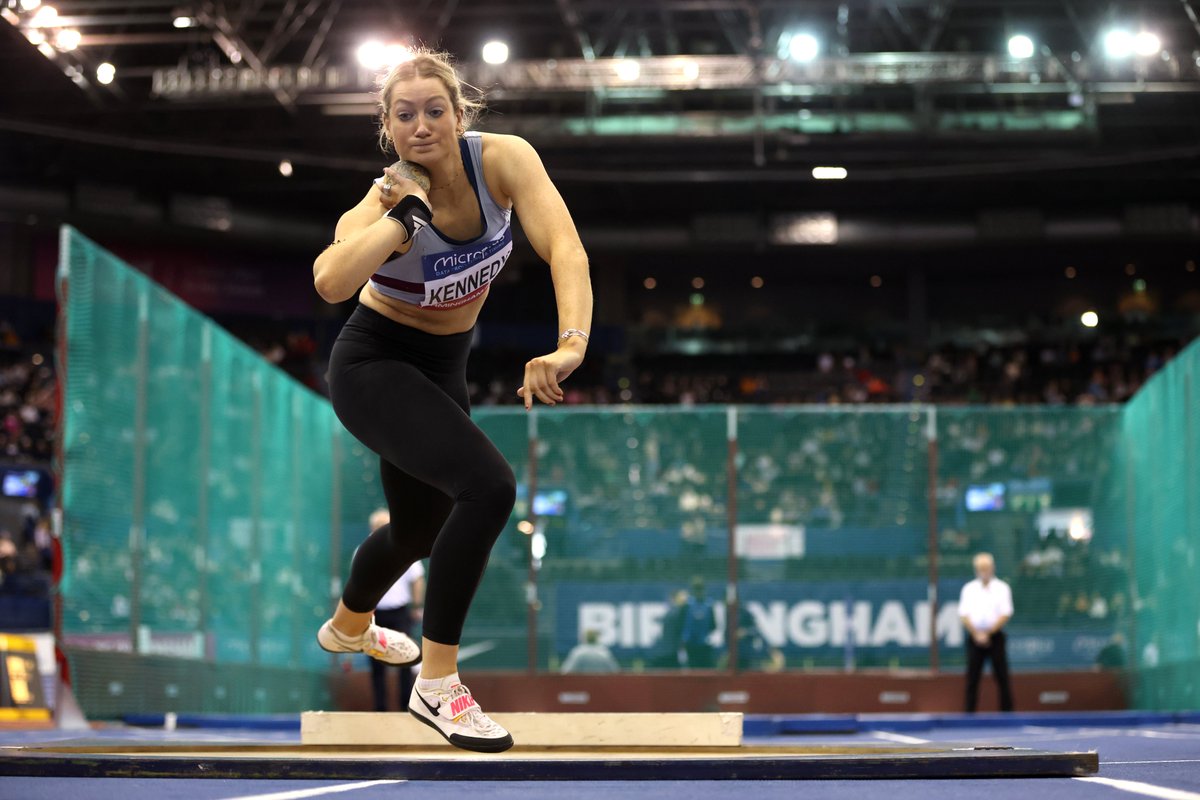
[173,16,193,28]
[1134,31,1161,57]
[1007,34,1034,59]
[96,62,115,84]
[788,33,819,62]
[615,59,640,81]
[482,40,509,65]
[54,28,81,50]
[278,160,293,177]
[356,40,386,70]
[384,44,413,66]
[28,5,58,28]
[1103,29,1134,58]
[812,166,847,180]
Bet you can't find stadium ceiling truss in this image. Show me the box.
[6,1,1200,109]
[3,1,1200,239]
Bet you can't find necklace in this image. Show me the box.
[428,162,465,192]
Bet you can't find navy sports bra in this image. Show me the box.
[368,132,513,310]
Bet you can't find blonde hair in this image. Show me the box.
[377,48,484,153]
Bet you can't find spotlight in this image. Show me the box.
[173,16,193,28]
[28,5,57,28]
[643,277,656,289]
[812,166,847,180]
[680,59,700,81]
[54,28,80,51]
[357,40,386,69]
[788,32,819,62]
[482,40,509,65]
[1080,310,1099,328]
[278,160,293,177]
[384,44,413,66]
[358,41,410,70]
[19,0,42,11]
[615,59,640,81]
[1134,31,1161,57]
[96,62,115,84]
[1104,29,1134,58]
[1007,34,1034,59]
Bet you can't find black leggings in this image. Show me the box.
[328,304,516,646]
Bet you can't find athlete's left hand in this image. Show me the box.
[518,346,584,410]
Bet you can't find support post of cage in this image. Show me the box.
[926,405,939,673]
[526,408,540,674]
[726,406,739,674]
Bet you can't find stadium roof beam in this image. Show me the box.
[657,2,681,56]
[920,0,953,52]
[256,0,329,66]
[714,6,752,57]
[144,53,1200,100]
[590,8,632,59]
[1179,0,1200,45]
[300,0,341,68]
[882,0,954,53]
[430,0,461,46]
[555,0,597,60]
[195,0,296,111]
[1059,0,1097,52]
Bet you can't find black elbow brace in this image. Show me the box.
[385,195,433,243]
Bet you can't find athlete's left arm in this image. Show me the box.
[492,134,594,410]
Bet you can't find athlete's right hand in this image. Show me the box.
[373,167,429,210]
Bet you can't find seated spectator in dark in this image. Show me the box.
[1095,633,1127,670]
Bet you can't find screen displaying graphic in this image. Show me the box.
[1,470,39,499]
[533,489,567,517]
[965,483,1006,511]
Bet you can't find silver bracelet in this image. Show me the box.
[558,328,589,345]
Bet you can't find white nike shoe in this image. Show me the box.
[316,618,421,666]
[409,678,514,753]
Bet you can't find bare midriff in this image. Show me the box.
[359,282,488,335]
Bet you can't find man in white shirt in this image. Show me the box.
[367,508,426,712]
[560,628,620,674]
[959,552,1015,712]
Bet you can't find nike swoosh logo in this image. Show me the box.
[417,691,441,718]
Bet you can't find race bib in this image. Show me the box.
[421,228,513,309]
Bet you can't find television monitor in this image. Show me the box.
[532,489,567,517]
[1,470,39,499]
[965,482,1005,512]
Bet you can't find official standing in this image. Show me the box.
[959,552,1015,712]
